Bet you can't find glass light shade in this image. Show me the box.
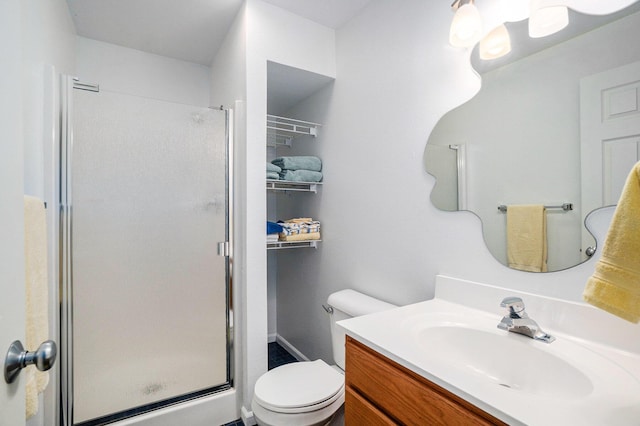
[479,24,512,60]
[449,3,483,48]
[529,1,569,38]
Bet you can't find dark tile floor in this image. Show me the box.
[268,341,298,370]
[222,342,298,425]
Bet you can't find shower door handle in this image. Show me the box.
[217,241,230,257]
[4,340,57,384]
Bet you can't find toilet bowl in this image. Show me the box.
[251,360,344,426]
[251,290,396,426]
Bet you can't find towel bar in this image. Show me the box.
[498,203,573,213]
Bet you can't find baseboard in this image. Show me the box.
[267,332,277,343]
[275,334,310,362]
[241,405,255,425]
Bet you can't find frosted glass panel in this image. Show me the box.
[71,90,228,423]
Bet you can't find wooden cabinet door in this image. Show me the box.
[345,336,506,426]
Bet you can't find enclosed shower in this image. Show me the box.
[59,78,233,425]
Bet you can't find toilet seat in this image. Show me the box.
[253,360,344,414]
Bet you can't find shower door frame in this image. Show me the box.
[58,75,234,426]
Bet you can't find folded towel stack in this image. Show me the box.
[271,156,323,183]
[267,163,281,180]
[278,218,321,241]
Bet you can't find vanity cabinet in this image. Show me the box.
[345,336,506,426]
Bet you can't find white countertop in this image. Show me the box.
[338,275,640,425]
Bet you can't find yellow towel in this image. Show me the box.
[507,205,548,272]
[583,162,640,323]
[285,217,313,223]
[24,196,49,419]
[279,232,321,242]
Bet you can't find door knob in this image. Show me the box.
[4,340,57,384]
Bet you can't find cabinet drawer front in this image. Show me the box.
[346,387,398,425]
[345,337,505,426]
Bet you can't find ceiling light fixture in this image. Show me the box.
[449,0,570,61]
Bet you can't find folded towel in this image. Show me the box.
[272,156,322,172]
[267,234,279,243]
[278,219,321,236]
[267,221,284,235]
[279,170,323,183]
[507,205,548,272]
[285,218,313,223]
[279,232,321,242]
[267,163,281,173]
[583,162,640,323]
[24,196,49,419]
[267,172,280,180]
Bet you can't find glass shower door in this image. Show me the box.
[65,88,230,425]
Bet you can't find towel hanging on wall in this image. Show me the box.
[24,195,50,419]
[506,204,548,272]
[583,162,640,323]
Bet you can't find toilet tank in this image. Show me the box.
[327,289,397,370]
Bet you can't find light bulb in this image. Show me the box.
[529,0,569,38]
[449,3,483,48]
[480,24,511,60]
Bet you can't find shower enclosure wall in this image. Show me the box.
[60,77,233,425]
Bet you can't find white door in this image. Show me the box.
[580,60,640,255]
[1,0,26,424]
[0,193,26,426]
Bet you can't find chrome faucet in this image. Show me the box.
[497,297,555,343]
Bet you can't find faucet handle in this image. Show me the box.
[500,297,527,318]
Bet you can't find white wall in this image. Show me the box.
[272,0,626,367]
[22,0,75,197]
[76,37,211,107]
[210,6,247,108]
[428,11,640,272]
[209,4,248,418]
[234,0,337,415]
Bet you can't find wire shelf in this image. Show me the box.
[266,179,322,193]
[267,114,320,147]
[267,240,321,250]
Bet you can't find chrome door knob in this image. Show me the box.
[4,340,57,384]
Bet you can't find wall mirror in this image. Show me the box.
[425,2,640,272]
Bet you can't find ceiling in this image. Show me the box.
[66,0,373,66]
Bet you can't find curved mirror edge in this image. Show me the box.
[424,165,602,275]
[425,2,640,273]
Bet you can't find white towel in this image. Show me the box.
[24,196,49,419]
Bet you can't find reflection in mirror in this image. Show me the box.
[426,3,640,272]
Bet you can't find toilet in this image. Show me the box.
[251,289,397,426]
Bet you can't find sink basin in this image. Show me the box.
[338,276,640,425]
[414,326,593,398]
[402,310,640,404]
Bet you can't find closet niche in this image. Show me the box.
[266,61,334,342]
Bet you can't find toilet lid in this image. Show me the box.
[254,360,344,413]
